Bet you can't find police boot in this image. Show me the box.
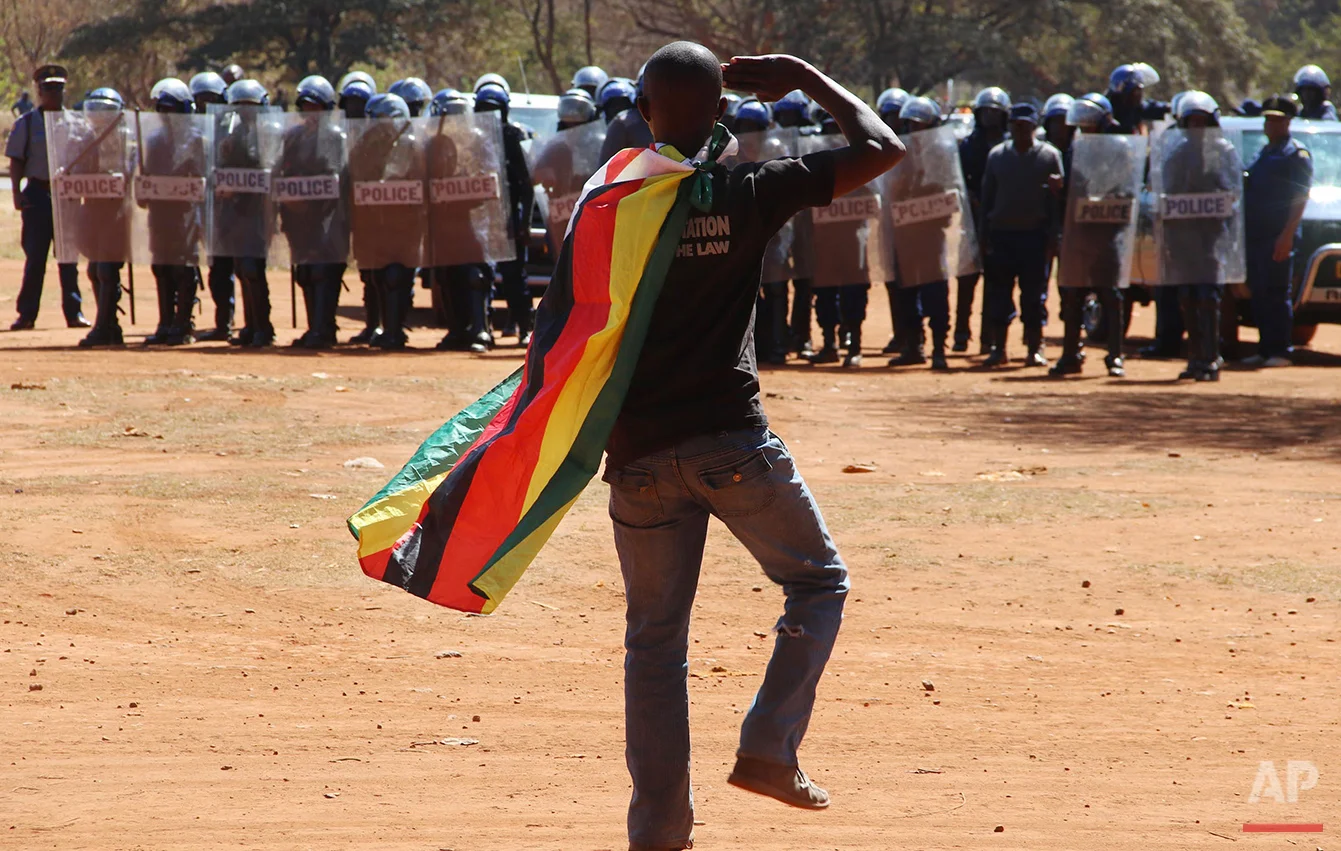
[349,274,380,344]
[1103,290,1125,377]
[291,281,319,348]
[468,269,494,353]
[888,324,926,366]
[806,327,839,365]
[316,278,342,348]
[246,269,275,348]
[930,330,949,372]
[198,268,232,342]
[977,313,993,355]
[764,282,790,365]
[1022,326,1047,368]
[982,324,1010,367]
[163,271,197,346]
[1176,291,1200,380]
[436,270,473,351]
[1049,317,1084,377]
[1196,298,1221,382]
[515,308,534,348]
[373,276,410,350]
[79,272,124,348]
[230,278,254,347]
[790,279,814,356]
[882,282,902,354]
[144,271,176,345]
[842,325,862,368]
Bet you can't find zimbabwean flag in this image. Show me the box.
[348,130,731,614]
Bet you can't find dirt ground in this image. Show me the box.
[1,259,1339,850]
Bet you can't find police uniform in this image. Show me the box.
[1299,101,1338,121]
[497,119,536,342]
[6,64,85,329]
[1245,127,1313,360]
[957,125,1004,351]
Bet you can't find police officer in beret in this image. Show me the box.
[1242,95,1313,367]
[6,64,87,330]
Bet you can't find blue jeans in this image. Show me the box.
[16,183,81,322]
[605,427,849,849]
[1247,241,1294,358]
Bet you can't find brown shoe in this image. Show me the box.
[727,756,830,810]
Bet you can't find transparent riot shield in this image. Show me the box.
[530,120,607,257]
[1150,126,1246,286]
[347,115,428,270]
[803,133,894,287]
[1058,133,1147,289]
[424,111,515,266]
[206,104,279,260]
[732,127,808,284]
[881,124,979,288]
[130,111,210,267]
[48,109,135,264]
[264,110,349,266]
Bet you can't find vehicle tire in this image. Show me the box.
[1292,323,1318,347]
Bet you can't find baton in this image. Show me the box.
[291,264,297,329]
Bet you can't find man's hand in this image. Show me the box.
[1047,173,1064,194]
[1273,228,1294,263]
[12,190,24,212]
[721,55,818,103]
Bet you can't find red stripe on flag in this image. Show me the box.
[425,177,651,602]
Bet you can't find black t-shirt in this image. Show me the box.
[605,150,836,470]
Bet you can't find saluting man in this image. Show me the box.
[6,64,87,331]
[1243,95,1313,368]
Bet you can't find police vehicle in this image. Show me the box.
[1130,116,1341,345]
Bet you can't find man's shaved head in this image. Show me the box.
[639,41,726,155]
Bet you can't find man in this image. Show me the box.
[598,77,637,123]
[599,65,655,161]
[875,86,909,355]
[190,71,234,341]
[339,77,384,345]
[141,78,207,346]
[1293,65,1338,121]
[280,75,348,349]
[12,90,32,116]
[1243,95,1312,367]
[571,65,609,98]
[771,89,817,355]
[1158,92,1241,382]
[221,64,244,86]
[1050,93,1140,378]
[603,42,903,851]
[957,87,1010,353]
[1106,63,1171,134]
[389,77,431,117]
[979,102,1064,367]
[215,79,275,347]
[6,64,87,330]
[472,82,535,349]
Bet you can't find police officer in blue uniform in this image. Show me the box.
[772,89,817,355]
[471,80,535,350]
[389,77,431,117]
[188,71,235,341]
[1106,63,1171,134]
[1243,95,1313,367]
[957,87,1011,353]
[597,77,637,123]
[571,66,609,99]
[6,64,87,331]
[875,86,909,355]
[1292,66,1338,121]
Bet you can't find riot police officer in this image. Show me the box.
[1041,94,1075,152]
[597,77,636,123]
[957,87,1011,353]
[221,64,244,86]
[1243,95,1313,367]
[389,77,431,117]
[72,87,133,348]
[142,78,205,346]
[873,86,911,355]
[338,71,376,95]
[284,75,348,349]
[1293,65,1338,121]
[1161,92,1241,382]
[771,89,817,355]
[218,79,276,347]
[6,64,86,331]
[337,77,384,345]
[189,71,234,340]
[557,87,597,131]
[472,81,535,350]
[1050,94,1135,378]
[572,66,609,99]
[1106,63,1171,134]
[598,64,653,161]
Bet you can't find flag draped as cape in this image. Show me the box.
[348,128,733,614]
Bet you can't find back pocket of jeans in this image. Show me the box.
[698,451,776,517]
[603,466,663,527]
